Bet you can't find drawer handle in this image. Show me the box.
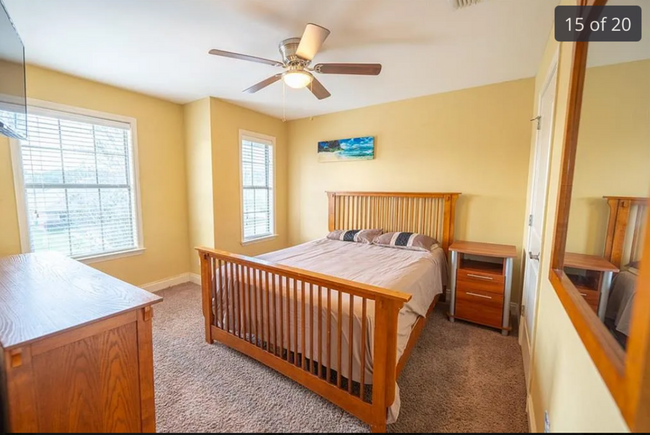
[467,292,493,300]
[466,273,493,281]
[580,293,587,297]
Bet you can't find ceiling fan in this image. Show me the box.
[208,23,382,100]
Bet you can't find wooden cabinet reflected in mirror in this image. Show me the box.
[549,0,650,431]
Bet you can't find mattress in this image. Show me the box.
[212,238,447,422]
[258,238,447,359]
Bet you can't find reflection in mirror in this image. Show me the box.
[565,2,650,352]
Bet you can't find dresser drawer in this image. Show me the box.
[577,287,600,314]
[457,269,504,294]
[455,285,504,328]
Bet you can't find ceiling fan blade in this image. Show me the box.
[296,23,331,61]
[209,49,283,67]
[308,76,331,100]
[243,74,283,94]
[314,63,382,75]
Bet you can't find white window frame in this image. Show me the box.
[9,98,145,264]
[239,129,277,245]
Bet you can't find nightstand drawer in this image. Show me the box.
[456,288,503,328]
[457,285,504,307]
[457,271,504,294]
[577,288,599,313]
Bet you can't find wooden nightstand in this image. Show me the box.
[563,252,619,321]
[448,241,516,335]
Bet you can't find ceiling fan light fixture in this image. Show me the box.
[283,70,313,89]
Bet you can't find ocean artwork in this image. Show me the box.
[317,136,375,162]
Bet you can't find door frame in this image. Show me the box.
[520,47,559,391]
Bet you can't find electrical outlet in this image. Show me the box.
[544,410,550,433]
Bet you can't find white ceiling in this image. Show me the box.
[5,0,560,120]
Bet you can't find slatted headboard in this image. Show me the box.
[326,191,461,252]
[604,196,648,268]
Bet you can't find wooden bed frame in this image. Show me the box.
[604,196,648,268]
[197,191,460,432]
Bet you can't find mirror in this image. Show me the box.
[564,0,650,352]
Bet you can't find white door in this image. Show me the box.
[521,57,557,384]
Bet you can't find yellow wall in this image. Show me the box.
[208,97,289,256]
[184,98,214,274]
[287,79,534,303]
[567,59,650,255]
[525,27,629,432]
[0,65,190,285]
[182,97,289,270]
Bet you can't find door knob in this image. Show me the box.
[529,252,540,261]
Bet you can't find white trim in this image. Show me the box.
[527,394,537,433]
[520,313,533,392]
[79,247,145,265]
[189,273,201,285]
[238,129,277,245]
[8,99,145,260]
[522,45,560,365]
[140,272,192,293]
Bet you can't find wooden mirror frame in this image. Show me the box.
[549,0,650,430]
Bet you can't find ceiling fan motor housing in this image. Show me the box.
[279,37,308,66]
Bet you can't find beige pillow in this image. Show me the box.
[326,229,383,244]
[373,231,438,252]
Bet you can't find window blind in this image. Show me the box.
[5,108,139,258]
[241,136,274,242]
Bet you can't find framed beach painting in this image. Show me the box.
[317,136,375,162]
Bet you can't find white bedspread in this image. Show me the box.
[258,238,447,360]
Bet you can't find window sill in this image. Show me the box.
[76,247,146,265]
[241,234,278,246]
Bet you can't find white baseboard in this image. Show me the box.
[140,272,192,292]
[189,273,201,284]
[527,393,537,433]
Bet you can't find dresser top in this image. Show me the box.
[449,240,517,258]
[0,253,162,349]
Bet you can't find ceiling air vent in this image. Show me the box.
[449,0,484,8]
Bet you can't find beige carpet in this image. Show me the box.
[153,283,528,433]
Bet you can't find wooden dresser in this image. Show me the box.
[448,241,517,335]
[0,253,162,433]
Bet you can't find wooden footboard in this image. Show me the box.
[197,247,412,432]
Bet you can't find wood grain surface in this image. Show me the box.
[32,322,141,432]
[449,241,517,258]
[0,252,162,349]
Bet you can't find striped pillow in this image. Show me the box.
[373,231,438,252]
[326,229,383,244]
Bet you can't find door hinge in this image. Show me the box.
[528,214,533,226]
[531,115,541,130]
[521,304,526,316]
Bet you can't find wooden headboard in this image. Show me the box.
[326,191,461,252]
[604,196,648,268]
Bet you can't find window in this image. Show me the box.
[240,131,275,243]
[4,103,142,261]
